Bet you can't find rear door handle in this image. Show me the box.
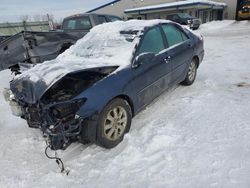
[164,56,171,64]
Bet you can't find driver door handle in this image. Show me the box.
[164,56,171,64]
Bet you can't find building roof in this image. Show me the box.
[87,0,121,13]
[125,0,227,13]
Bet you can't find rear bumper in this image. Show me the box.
[238,12,250,19]
[190,19,201,29]
[190,23,200,29]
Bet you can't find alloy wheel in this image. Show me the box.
[188,61,197,82]
[103,106,128,141]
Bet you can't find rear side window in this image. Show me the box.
[138,27,165,55]
[62,16,92,30]
[98,16,108,24]
[162,24,188,47]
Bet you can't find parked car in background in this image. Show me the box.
[238,0,250,20]
[0,13,122,73]
[4,20,204,151]
[167,13,201,30]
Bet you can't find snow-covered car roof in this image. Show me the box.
[16,20,171,86]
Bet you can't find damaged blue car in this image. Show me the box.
[3,20,204,150]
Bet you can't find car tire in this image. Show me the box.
[181,58,198,86]
[96,98,132,149]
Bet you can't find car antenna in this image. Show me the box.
[45,145,70,176]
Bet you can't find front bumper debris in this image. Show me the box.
[3,88,23,117]
[3,88,87,150]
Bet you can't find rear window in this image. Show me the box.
[62,16,92,30]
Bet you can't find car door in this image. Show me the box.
[161,24,194,84]
[130,26,172,110]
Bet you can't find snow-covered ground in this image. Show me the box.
[0,20,250,188]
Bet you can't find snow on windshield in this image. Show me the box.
[59,22,139,66]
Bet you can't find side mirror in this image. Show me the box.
[133,52,155,68]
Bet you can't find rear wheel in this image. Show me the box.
[181,59,198,86]
[96,98,132,149]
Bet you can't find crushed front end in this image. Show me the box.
[4,66,118,150]
[3,87,86,150]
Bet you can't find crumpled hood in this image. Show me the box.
[11,57,121,104]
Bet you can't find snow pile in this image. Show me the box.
[0,20,250,187]
[198,20,235,31]
[15,20,169,86]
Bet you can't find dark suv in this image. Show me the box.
[167,13,201,30]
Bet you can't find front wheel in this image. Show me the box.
[181,59,198,86]
[96,98,132,149]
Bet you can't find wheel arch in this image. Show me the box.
[112,94,135,117]
[193,55,200,68]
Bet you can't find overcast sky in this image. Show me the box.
[0,0,110,22]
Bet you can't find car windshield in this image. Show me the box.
[178,13,194,19]
[62,16,92,30]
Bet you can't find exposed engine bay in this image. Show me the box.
[4,66,118,150]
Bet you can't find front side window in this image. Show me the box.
[138,27,165,55]
[62,16,92,30]
[162,24,188,47]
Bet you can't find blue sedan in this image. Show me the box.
[5,20,204,150]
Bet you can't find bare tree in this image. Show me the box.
[20,15,30,22]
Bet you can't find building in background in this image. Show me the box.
[124,1,226,23]
[88,0,238,22]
